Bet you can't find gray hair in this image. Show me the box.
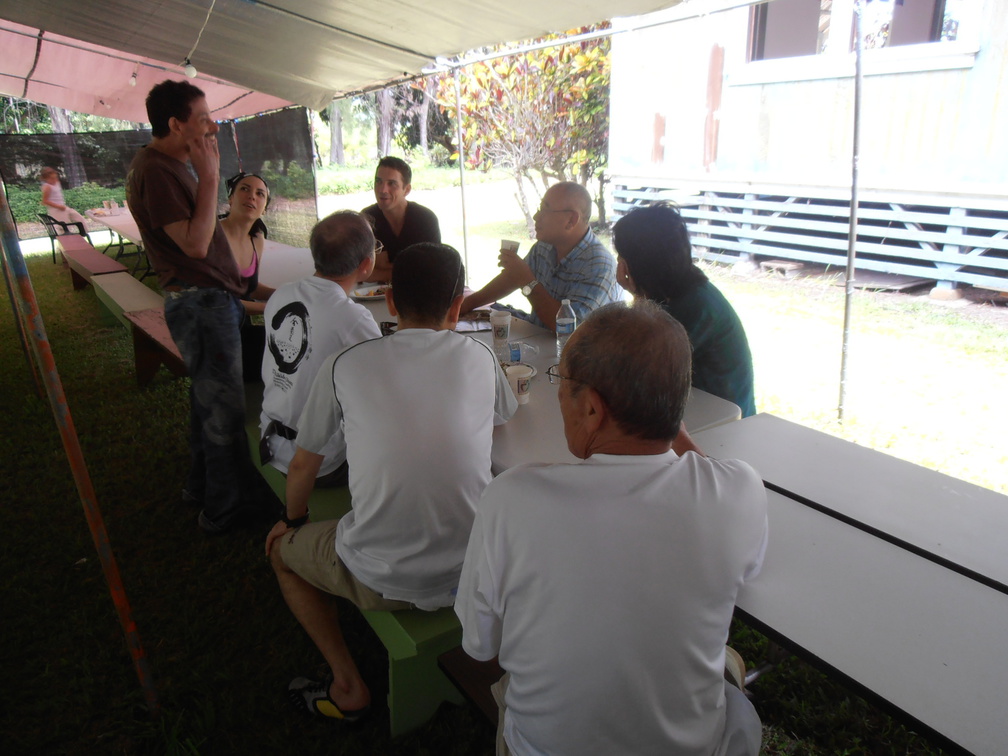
[309,211,375,277]
[563,300,692,441]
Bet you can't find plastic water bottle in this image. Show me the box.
[555,299,576,359]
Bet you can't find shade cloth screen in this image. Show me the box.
[220,107,317,248]
[0,106,317,247]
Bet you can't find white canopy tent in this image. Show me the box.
[0,0,681,120]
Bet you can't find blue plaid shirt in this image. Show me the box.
[521,228,622,328]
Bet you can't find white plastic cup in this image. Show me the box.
[489,310,511,359]
[102,200,111,210]
[506,363,534,405]
[500,239,520,253]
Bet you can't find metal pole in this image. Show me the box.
[452,65,470,280]
[839,0,864,422]
[0,183,160,715]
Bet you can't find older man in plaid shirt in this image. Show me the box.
[460,182,622,331]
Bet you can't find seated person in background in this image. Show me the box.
[612,202,757,417]
[361,156,441,282]
[455,301,768,756]
[266,242,517,723]
[220,171,277,382]
[259,211,382,484]
[40,166,86,224]
[460,181,622,331]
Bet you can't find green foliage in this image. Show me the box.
[432,26,612,224]
[428,142,454,168]
[5,182,125,224]
[258,160,315,200]
[0,96,52,134]
[314,166,376,195]
[4,184,44,223]
[65,182,126,213]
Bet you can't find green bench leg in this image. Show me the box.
[363,607,464,737]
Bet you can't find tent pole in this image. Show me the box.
[839,0,864,422]
[0,178,160,715]
[452,65,470,280]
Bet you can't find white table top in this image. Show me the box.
[695,413,1008,590]
[361,301,742,473]
[86,208,143,246]
[741,488,1007,755]
[259,240,315,288]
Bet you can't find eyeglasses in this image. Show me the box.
[374,240,385,255]
[547,364,583,386]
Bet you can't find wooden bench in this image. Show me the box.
[57,236,127,290]
[124,307,187,387]
[92,271,165,330]
[694,414,1008,755]
[243,384,464,736]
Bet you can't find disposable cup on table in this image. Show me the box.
[489,310,511,359]
[505,363,534,405]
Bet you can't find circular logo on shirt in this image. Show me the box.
[268,301,311,374]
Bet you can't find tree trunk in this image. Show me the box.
[418,86,431,159]
[514,172,535,238]
[595,172,609,228]
[376,89,394,157]
[328,102,345,166]
[47,105,87,188]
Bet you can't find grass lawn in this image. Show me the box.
[3,177,1004,753]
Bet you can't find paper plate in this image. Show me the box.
[353,284,390,301]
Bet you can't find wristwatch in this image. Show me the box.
[521,279,540,297]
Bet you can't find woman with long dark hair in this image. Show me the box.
[612,203,756,417]
[220,172,275,381]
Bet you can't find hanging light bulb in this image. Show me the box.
[183,58,198,78]
[129,62,139,87]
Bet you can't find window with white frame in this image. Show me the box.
[749,0,974,62]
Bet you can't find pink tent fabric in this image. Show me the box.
[0,1,681,120]
[0,21,293,122]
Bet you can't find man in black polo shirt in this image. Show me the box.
[360,156,440,281]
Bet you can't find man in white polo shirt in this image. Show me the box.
[455,301,768,756]
[259,211,381,484]
[266,242,517,724]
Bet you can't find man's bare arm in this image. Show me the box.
[526,285,563,331]
[460,273,518,314]
[163,134,220,259]
[284,446,324,521]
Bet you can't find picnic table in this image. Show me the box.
[357,299,743,471]
[694,414,1008,755]
[85,207,149,277]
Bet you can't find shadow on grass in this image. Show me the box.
[0,250,953,755]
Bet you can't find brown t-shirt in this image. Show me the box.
[126,146,243,296]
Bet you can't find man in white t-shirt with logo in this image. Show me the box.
[456,301,769,756]
[259,211,381,484]
[266,242,517,725]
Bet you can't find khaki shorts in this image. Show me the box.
[278,519,411,612]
